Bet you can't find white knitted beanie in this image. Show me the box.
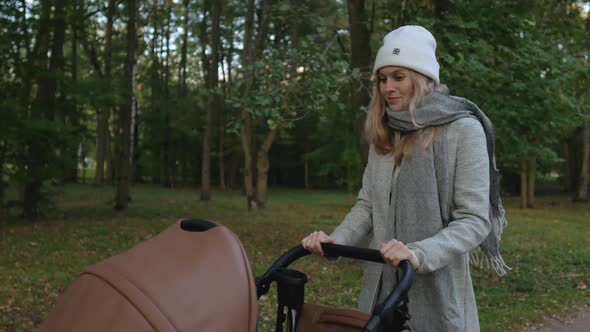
[373,25,440,83]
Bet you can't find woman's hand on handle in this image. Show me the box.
[301,231,336,256]
[380,239,417,269]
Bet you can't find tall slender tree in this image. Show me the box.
[575,115,590,201]
[201,0,224,200]
[162,4,173,187]
[346,0,371,165]
[64,0,81,183]
[148,0,162,184]
[23,0,67,218]
[220,12,239,190]
[94,0,116,185]
[239,0,259,209]
[574,14,590,202]
[114,0,138,210]
[238,0,273,210]
[179,0,189,97]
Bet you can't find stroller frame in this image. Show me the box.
[256,242,415,332]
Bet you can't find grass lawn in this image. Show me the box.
[1,184,589,331]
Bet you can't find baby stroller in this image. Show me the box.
[39,219,414,332]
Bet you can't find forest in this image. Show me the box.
[0,0,589,218]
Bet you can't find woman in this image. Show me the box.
[302,25,508,332]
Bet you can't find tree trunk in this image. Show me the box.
[149,2,162,184]
[64,8,80,183]
[94,0,116,185]
[239,0,257,209]
[180,156,188,184]
[239,0,272,210]
[347,162,355,205]
[20,0,47,119]
[575,115,590,201]
[228,149,240,189]
[162,5,173,187]
[105,0,115,88]
[128,0,141,184]
[346,0,371,166]
[398,0,408,26]
[255,128,278,209]
[240,118,255,208]
[563,142,572,192]
[102,0,116,186]
[105,129,114,183]
[19,0,33,117]
[114,0,137,211]
[23,0,66,219]
[79,141,86,183]
[0,142,7,215]
[218,107,226,191]
[95,108,106,184]
[179,0,190,185]
[176,0,189,185]
[527,156,536,208]
[201,121,212,200]
[218,30,232,191]
[160,121,170,185]
[304,158,309,189]
[179,0,189,96]
[131,62,140,183]
[520,159,528,209]
[201,0,223,200]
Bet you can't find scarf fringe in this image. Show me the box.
[471,202,510,276]
[470,248,511,276]
[492,201,508,240]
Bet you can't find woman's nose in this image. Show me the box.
[385,80,397,92]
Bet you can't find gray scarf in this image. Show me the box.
[386,91,509,276]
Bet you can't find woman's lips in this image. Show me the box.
[387,97,401,104]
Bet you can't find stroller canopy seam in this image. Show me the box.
[84,263,179,332]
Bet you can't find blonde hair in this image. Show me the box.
[365,69,449,165]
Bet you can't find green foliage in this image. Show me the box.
[224,0,361,189]
[422,0,589,178]
[230,44,347,127]
[305,85,363,191]
[1,0,588,209]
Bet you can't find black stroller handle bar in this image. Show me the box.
[256,243,413,297]
[256,243,414,332]
[256,243,414,292]
[258,243,366,297]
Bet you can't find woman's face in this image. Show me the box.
[378,66,414,112]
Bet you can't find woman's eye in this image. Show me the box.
[394,76,405,81]
[378,77,387,83]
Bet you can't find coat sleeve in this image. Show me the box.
[330,149,374,246]
[406,121,491,273]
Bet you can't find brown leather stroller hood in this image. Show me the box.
[39,219,258,332]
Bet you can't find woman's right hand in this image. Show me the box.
[301,231,336,256]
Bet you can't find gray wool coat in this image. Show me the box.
[330,117,491,332]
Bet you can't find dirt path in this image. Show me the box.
[520,304,590,332]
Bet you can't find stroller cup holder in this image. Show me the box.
[273,268,308,332]
[275,268,308,310]
[257,243,414,332]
